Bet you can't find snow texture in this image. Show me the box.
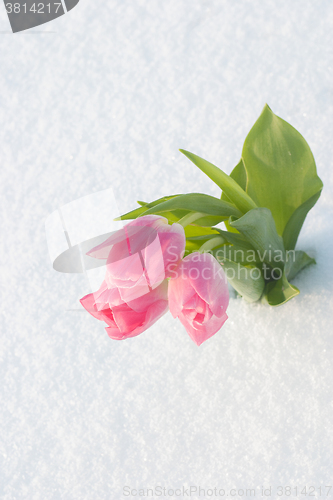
[0,1,333,499]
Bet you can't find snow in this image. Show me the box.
[0,1,333,498]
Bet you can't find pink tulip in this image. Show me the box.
[80,215,185,339]
[168,252,229,346]
[80,280,169,340]
[87,215,185,303]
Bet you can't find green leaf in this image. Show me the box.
[116,195,181,220]
[161,211,188,223]
[221,158,247,233]
[191,215,228,226]
[214,228,256,252]
[213,244,260,265]
[285,250,315,281]
[221,158,247,204]
[283,191,322,250]
[242,104,323,237]
[179,149,257,213]
[186,234,222,243]
[115,205,148,220]
[185,225,220,238]
[184,227,221,254]
[262,270,299,306]
[229,207,286,270]
[213,249,265,303]
[145,194,180,208]
[142,193,243,218]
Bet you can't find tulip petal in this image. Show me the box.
[87,216,168,260]
[168,272,196,318]
[106,249,145,286]
[141,232,166,287]
[168,251,229,345]
[184,252,229,318]
[112,306,147,333]
[179,311,228,346]
[105,299,168,340]
[126,281,168,313]
[151,222,186,279]
[80,292,117,327]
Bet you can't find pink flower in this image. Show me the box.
[80,281,169,340]
[87,215,185,303]
[80,215,185,339]
[168,252,229,346]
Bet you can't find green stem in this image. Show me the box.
[198,236,226,253]
[177,212,207,227]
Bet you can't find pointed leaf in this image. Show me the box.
[179,149,257,213]
[283,191,322,250]
[242,104,323,236]
[221,158,248,233]
[285,250,315,281]
[262,270,299,306]
[143,193,242,218]
[115,205,148,220]
[116,195,181,220]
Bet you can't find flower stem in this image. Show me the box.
[198,236,226,252]
[177,212,207,227]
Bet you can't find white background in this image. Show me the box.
[0,1,332,499]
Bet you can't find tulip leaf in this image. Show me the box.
[192,215,227,226]
[142,193,243,218]
[285,250,315,281]
[242,104,323,237]
[115,205,148,220]
[221,158,247,233]
[145,194,180,208]
[262,270,300,306]
[185,225,220,238]
[186,235,220,242]
[229,208,285,270]
[116,195,182,220]
[214,245,260,266]
[214,227,256,252]
[179,149,257,214]
[184,229,221,254]
[282,191,322,250]
[162,211,188,223]
[213,249,265,303]
[221,158,248,203]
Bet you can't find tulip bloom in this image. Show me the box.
[80,280,169,340]
[168,252,229,346]
[87,215,185,303]
[80,215,185,339]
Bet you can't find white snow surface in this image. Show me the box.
[1,1,333,499]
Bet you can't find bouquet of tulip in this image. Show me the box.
[80,105,323,345]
